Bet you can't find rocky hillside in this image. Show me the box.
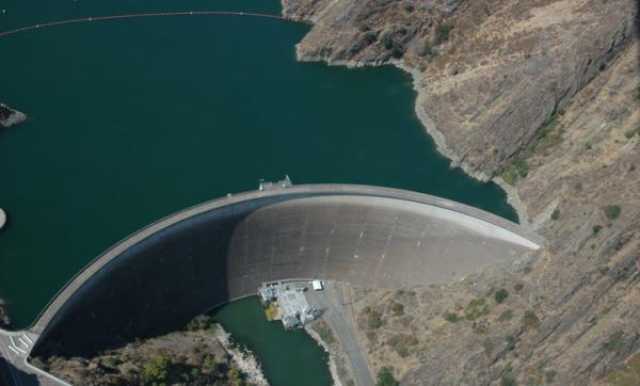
[36,316,262,386]
[0,103,26,128]
[283,0,640,385]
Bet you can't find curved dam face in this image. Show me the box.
[30,184,542,358]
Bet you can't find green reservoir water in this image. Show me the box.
[213,297,332,386]
[0,0,515,384]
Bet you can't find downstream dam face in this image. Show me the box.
[24,184,541,361]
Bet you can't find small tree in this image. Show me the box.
[604,205,621,220]
[495,289,509,304]
[377,367,399,386]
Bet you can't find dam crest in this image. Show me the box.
[0,181,542,386]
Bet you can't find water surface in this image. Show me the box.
[0,0,515,383]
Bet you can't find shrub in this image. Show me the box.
[604,205,622,220]
[376,367,399,386]
[551,208,560,220]
[435,23,453,44]
[367,309,384,330]
[502,159,529,185]
[624,127,640,139]
[495,289,509,304]
[388,334,418,358]
[465,298,490,321]
[523,310,540,330]
[593,225,603,235]
[604,331,625,352]
[444,312,461,323]
[391,302,405,316]
[514,283,524,292]
[141,355,171,385]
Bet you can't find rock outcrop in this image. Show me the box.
[0,299,10,328]
[282,0,640,385]
[0,103,26,128]
[37,315,263,386]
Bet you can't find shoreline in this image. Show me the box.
[213,324,270,386]
[294,44,531,226]
[305,324,344,386]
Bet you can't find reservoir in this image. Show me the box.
[0,0,516,384]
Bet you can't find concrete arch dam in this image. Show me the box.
[0,183,542,385]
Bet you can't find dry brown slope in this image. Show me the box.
[282,0,640,384]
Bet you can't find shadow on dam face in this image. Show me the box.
[30,186,541,358]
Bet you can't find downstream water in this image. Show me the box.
[0,0,515,384]
[213,297,332,386]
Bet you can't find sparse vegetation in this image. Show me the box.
[376,367,399,386]
[607,353,640,386]
[593,225,603,235]
[551,208,560,220]
[314,321,336,345]
[465,298,490,321]
[501,365,517,386]
[502,159,529,185]
[388,333,419,358]
[604,205,622,220]
[523,310,540,330]
[499,309,514,322]
[141,355,171,386]
[514,283,524,292]
[495,289,509,304]
[604,331,625,352]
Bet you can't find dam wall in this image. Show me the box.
[29,184,542,358]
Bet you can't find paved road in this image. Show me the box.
[306,281,374,386]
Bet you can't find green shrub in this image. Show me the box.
[444,312,461,323]
[604,205,622,220]
[465,298,490,321]
[495,289,509,304]
[502,159,529,185]
[551,208,560,220]
[376,367,399,386]
[624,127,640,139]
[604,331,625,352]
[142,355,171,385]
[593,225,603,235]
[435,23,453,44]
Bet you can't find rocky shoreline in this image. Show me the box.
[212,324,269,386]
[0,103,26,128]
[0,299,10,328]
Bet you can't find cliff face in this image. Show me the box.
[283,0,640,385]
[0,103,26,128]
